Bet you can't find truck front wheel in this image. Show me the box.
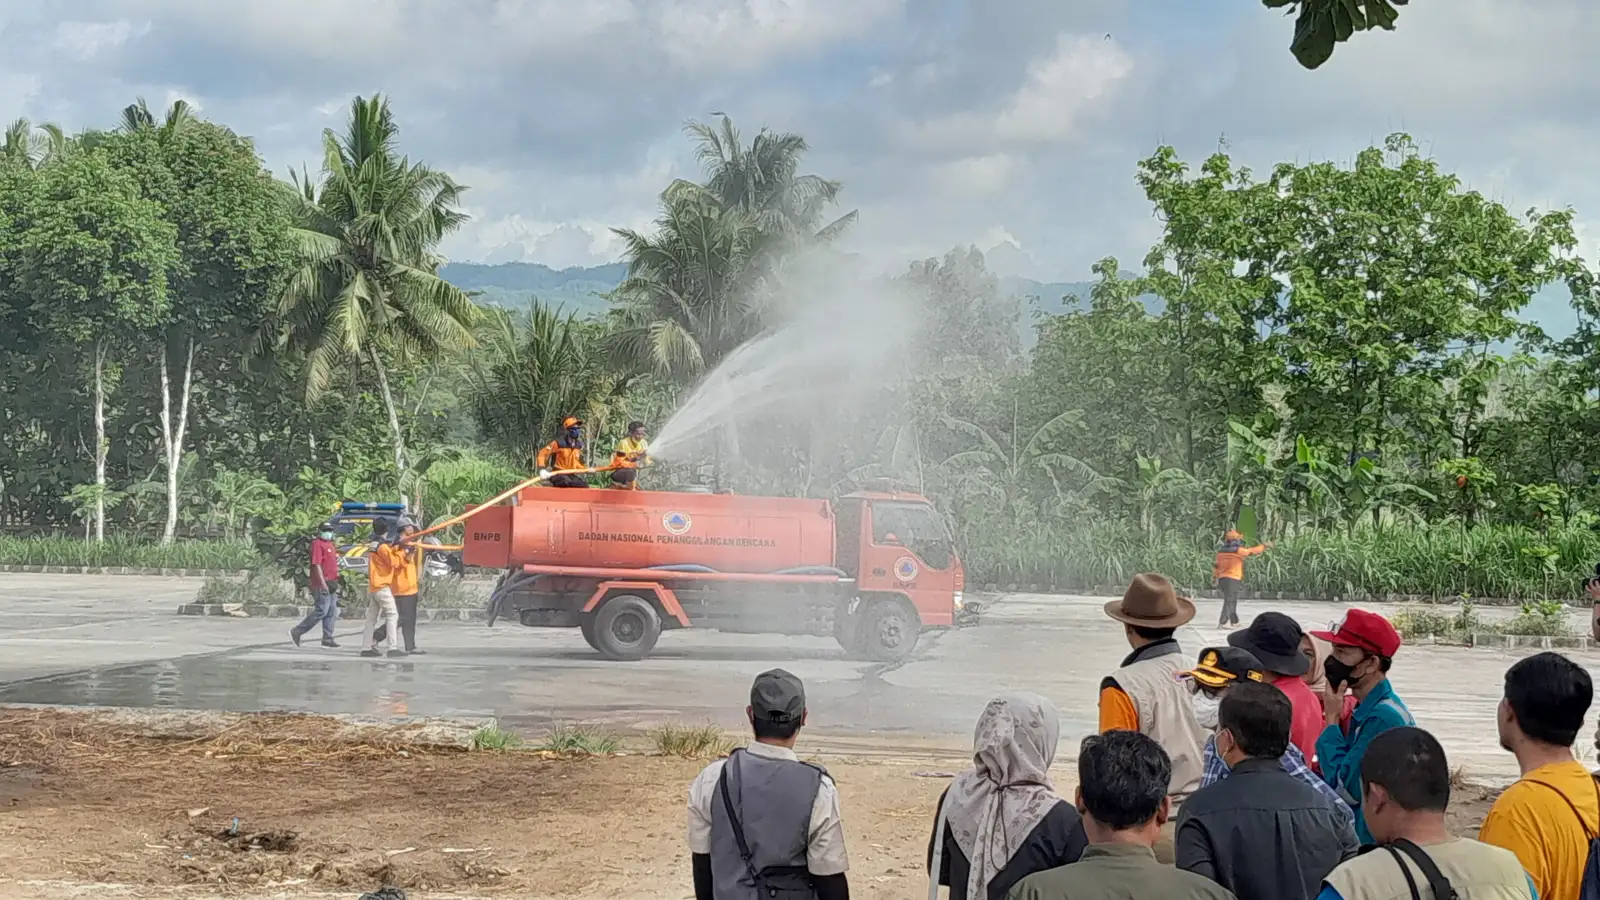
[592,595,662,661]
[858,600,920,662]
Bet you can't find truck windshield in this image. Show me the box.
[870,502,952,569]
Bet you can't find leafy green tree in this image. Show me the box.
[99,118,292,542]
[1271,134,1578,468]
[262,95,478,492]
[901,247,1019,367]
[18,152,179,540]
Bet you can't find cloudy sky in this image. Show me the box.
[1,0,1595,284]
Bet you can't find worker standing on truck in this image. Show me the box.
[609,421,650,490]
[537,416,588,487]
[1214,529,1270,628]
[688,669,851,900]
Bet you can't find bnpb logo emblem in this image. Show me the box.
[893,556,919,582]
[663,511,692,535]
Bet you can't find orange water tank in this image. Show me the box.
[462,487,838,574]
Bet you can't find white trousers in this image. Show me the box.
[362,587,401,652]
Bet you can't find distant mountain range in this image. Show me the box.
[439,261,1578,344]
[439,261,1108,346]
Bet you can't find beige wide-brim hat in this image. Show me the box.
[1103,572,1196,629]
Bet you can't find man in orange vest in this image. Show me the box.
[536,417,588,487]
[1213,530,1269,628]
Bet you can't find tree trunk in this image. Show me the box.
[93,338,108,543]
[159,337,196,544]
[369,347,410,506]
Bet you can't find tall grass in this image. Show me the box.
[957,520,1600,602]
[0,535,264,570]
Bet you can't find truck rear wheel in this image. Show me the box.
[592,594,661,661]
[858,600,920,662]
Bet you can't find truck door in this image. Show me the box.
[834,498,863,576]
[859,501,956,626]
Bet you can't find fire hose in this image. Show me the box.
[404,463,621,547]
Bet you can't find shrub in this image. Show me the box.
[535,725,622,755]
[651,723,735,758]
[0,535,262,570]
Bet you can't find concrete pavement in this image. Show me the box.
[2,574,1596,782]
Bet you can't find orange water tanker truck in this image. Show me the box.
[461,485,963,661]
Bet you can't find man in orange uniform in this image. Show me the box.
[1213,529,1269,628]
[374,518,425,655]
[536,416,588,487]
[361,529,406,658]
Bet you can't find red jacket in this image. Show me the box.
[1273,673,1326,766]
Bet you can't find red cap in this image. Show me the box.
[1311,609,1401,658]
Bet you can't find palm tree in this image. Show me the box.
[607,114,854,383]
[466,304,621,465]
[261,95,478,488]
[671,115,857,246]
[607,195,760,381]
[2,118,67,170]
[119,97,196,136]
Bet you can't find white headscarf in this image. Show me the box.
[944,694,1062,900]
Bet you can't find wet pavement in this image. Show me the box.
[3,574,1597,780]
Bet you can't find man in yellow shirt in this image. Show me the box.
[609,421,650,490]
[360,530,406,658]
[373,518,425,654]
[1479,651,1597,900]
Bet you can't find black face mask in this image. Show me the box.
[1323,654,1358,690]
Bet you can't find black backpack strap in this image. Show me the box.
[1389,839,1459,900]
[717,750,766,889]
[1527,777,1600,840]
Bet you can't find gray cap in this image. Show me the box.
[397,516,418,529]
[750,669,806,725]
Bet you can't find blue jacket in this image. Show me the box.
[1316,678,1414,844]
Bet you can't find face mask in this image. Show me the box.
[319,531,333,540]
[1323,655,1358,691]
[1191,690,1222,731]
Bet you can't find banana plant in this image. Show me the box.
[1262,0,1408,70]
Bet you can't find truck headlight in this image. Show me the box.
[953,591,964,609]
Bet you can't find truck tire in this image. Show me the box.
[858,599,920,662]
[592,594,661,661]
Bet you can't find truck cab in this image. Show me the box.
[833,491,963,656]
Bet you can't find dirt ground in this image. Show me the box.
[0,710,1500,900]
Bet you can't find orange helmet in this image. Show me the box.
[562,416,582,428]
[1224,529,1242,541]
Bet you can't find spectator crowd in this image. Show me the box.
[688,572,1600,900]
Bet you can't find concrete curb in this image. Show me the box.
[1466,632,1595,650]
[972,583,1568,607]
[1,564,253,577]
[177,602,488,621]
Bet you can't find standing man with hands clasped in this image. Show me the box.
[687,669,850,900]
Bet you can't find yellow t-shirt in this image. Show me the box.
[1479,759,1599,900]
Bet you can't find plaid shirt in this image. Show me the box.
[1200,734,1353,824]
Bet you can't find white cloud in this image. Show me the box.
[995,34,1133,143]
[931,154,1018,196]
[655,0,903,71]
[52,19,149,60]
[896,33,1133,153]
